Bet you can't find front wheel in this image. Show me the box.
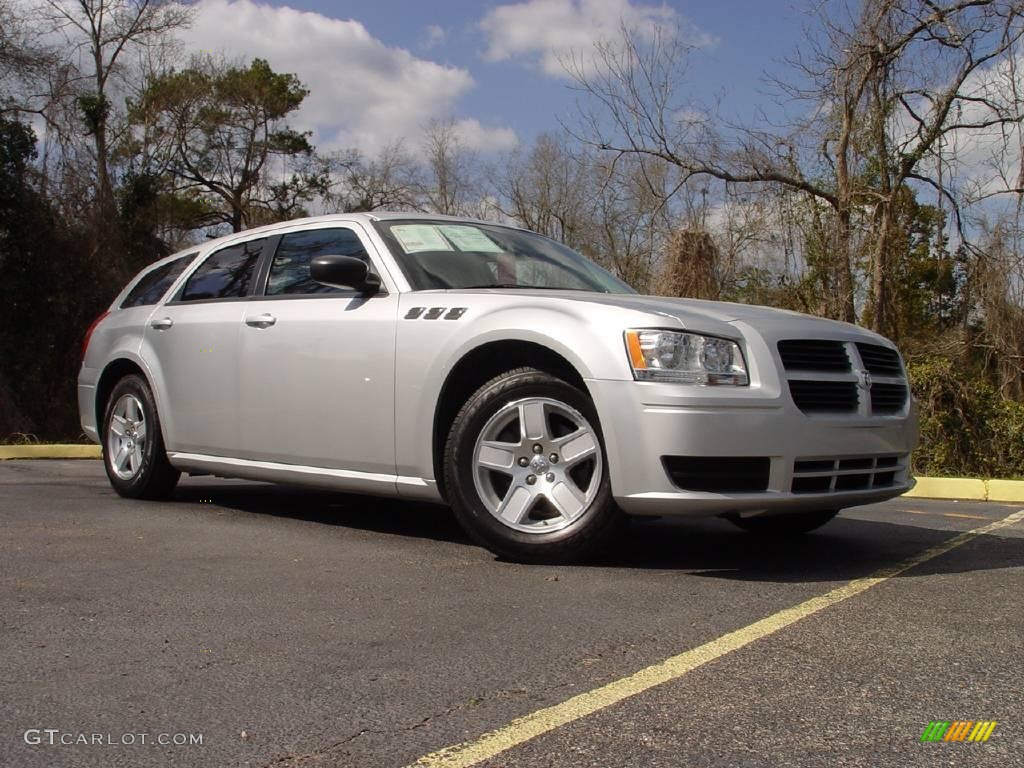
[728,509,839,534]
[102,374,180,499]
[444,367,624,563]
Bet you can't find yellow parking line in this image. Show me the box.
[904,509,989,521]
[407,509,1024,768]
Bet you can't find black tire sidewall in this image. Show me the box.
[102,375,165,497]
[445,369,619,560]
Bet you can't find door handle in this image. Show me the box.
[150,317,173,330]
[244,313,277,328]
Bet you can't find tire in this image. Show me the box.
[728,509,839,534]
[102,374,180,499]
[444,367,624,563]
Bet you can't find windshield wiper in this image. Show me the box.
[459,283,534,289]
[458,284,600,291]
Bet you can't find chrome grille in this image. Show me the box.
[871,383,908,414]
[777,340,851,372]
[778,339,908,417]
[787,380,858,413]
[856,343,903,376]
[792,455,907,494]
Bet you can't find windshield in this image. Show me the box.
[372,219,635,293]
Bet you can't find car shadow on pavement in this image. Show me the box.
[172,482,1023,583]
[173,481,472,545]
[593,514,1024,583]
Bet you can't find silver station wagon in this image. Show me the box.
[79,213,918,562]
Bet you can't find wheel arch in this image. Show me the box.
[431,340,590,500]
[95,358,149,429]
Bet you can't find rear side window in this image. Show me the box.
[121,253,196,308]
[179,239,266,302]
[266,228,369,295]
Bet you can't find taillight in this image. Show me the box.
[81,310,110,364]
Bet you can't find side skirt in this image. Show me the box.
[167,452,443,503]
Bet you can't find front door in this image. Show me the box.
[236,224,398,476]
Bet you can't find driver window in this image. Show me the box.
[267,228,370,296]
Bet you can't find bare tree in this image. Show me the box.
[324,142,421,213]
[499,132,672,289]
[421,117,478,215]
[975,217,1024,395]
[590,151,675,290]
[569,1,1024,333]
[39,0,191,215]
[503,133,592,245]
[0,0,56,112]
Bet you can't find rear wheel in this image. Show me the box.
[102,374,179,499]
[728,509,839,534]
[444,367,624,563]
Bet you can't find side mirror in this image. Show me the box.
[310,254,381,294]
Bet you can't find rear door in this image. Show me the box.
[143,237,268,456]
[235,223,399,476]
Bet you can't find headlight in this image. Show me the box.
[624,329,749,385]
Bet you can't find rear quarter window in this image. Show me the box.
[121,254,197,308]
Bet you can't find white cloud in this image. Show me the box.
[451,118,519,152]
[420,24,446,51]
[480,0,716,78]
[182,0,516,155]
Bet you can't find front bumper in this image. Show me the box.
[587,379,918,517]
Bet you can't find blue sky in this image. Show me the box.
[181,0,812,155]
[292,0,804,141]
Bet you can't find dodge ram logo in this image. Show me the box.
[857,369,873,390]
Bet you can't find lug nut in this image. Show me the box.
[545,472,555,482]
[518,457,529,467]
[526,474,537,485]
[533,443,543,454]
[549,453,559,463]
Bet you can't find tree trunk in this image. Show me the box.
[834,102,858,325]
[92,48,115,222]
[835,205,857,323]
[871,203,893,335]
[230,202,243,233]
[867,64,895,336]
[93,124,114,216]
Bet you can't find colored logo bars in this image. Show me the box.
[921,721,998,742]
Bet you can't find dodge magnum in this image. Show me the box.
[79,213,918,561]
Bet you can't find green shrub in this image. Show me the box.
[907,356,1024,478]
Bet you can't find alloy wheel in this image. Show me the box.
[107,394,147,480]
[472,397,603,534]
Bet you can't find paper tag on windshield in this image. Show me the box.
[439,225,503,253]
[391,225,452,253]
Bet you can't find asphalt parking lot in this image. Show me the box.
[2,460,1022,768]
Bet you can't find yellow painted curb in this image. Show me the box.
[904,477,987,500]
[986,479,1024,503]
[904,476,1024,502]
[0,444,101,460]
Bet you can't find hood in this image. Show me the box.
[448,289,892,345]
[558,293,793,323]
